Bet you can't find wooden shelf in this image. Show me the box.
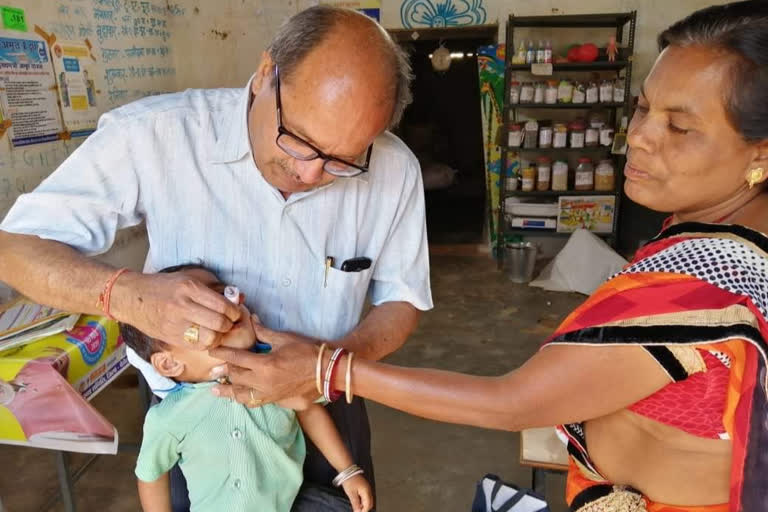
[507,102,625,110]
[505,228,614,238]
[508,13,634,28]
[505,190,618,198]
[510,146,614,154]
[507,61,629,72]
[498,11,636,264]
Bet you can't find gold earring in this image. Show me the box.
[747,168,765,189]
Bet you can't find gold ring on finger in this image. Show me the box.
[248,388,262,407]
[183,324,200,345]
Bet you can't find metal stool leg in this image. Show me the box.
[55,451,76,512]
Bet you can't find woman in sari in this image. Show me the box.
[212,2,768,510]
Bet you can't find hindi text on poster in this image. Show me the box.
[0,32,62,147]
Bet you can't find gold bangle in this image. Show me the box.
[345,352,354,404]
[316,343,328,395]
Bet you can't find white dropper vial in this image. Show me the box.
[224,285,240,304]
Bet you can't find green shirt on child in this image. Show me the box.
[135,381,305,512]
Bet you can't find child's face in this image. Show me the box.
[150,268,255,382]
[163,344,227,382]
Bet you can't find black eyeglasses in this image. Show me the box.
[274,65,373,178]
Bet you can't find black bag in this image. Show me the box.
[471,474,550,512]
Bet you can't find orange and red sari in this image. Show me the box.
[545,223,768,512]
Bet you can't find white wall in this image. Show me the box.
[0,0,186,271]
[169,0,312,89]
[163,0,733,94]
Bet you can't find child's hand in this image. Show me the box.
[276,395,312,411]
[341,474,373,512]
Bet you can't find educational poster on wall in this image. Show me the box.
[322,1,380,21]
[50,41,98,137]
[0,30,62,147]
[557,196,616,234]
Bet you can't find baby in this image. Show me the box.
[121,265,372,512]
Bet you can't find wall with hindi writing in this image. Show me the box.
[0,0,315,224]
[0,0,185,272]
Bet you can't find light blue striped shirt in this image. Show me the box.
[1,77,433,394]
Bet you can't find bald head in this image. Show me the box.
[266,6,412,128]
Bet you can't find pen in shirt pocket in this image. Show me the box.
[324,255,373,287]
[324,256,334,288]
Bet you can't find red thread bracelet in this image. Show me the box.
[97,268,130,320]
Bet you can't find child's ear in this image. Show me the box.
[150,351,185,378]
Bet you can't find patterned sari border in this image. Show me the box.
[548,323,768,391]
[597,305,760,331]
[652,223,768,256]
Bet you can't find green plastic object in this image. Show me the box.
[1,6,26,32]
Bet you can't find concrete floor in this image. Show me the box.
[0,249,583,512]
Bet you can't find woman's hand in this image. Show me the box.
[209,322,320,407]
[341,474,373,512]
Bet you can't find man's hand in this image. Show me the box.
[111,269,242,350]
[209,323,320,407]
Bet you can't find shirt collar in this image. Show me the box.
[208,74,255,164]
[351,166,371,183]
[208,73,372,185]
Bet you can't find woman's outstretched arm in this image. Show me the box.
[210,335,670,431]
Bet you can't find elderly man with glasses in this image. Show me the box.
[0,6,432,511]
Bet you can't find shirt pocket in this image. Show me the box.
[319,265,373,338]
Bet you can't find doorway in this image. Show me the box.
[390,26,498,245]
